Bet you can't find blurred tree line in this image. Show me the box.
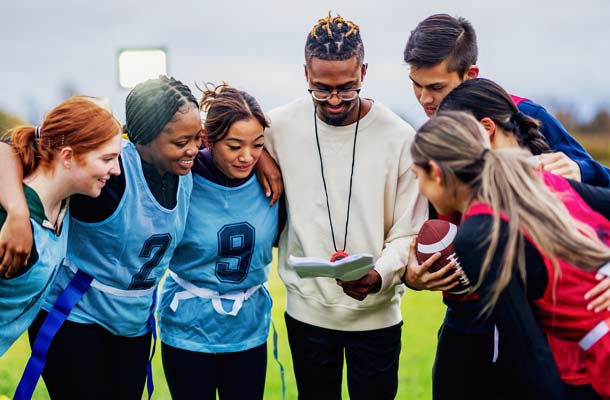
[0,110,24,139]
[556,109,610,134]
[555,108,610,166]
[1,105,609,164]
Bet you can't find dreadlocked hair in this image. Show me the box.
[125,75,198,145]
[197,82,269,145]
[305,11,364,63]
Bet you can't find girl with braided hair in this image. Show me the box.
[1,75,201,399]
[157,83,278,400]
[1,76,284,398]
[0,97,122,356]
[408,78,610,399]
[411,111,610,399]
[438,78,552,156]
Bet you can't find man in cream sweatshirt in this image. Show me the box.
[264,12,428,400]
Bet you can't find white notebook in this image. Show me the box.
[288,253,375,281]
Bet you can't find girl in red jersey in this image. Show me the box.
[411,111,610,399]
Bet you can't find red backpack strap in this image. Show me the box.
[463,202,494,220]
[509,94,529,106]
[542,171,610,246]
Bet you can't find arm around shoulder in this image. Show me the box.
[529,103,610,187]
[0,141,32,277]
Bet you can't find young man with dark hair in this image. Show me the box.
[263,12,428,400]
[403,14,610,400]
[404,13,610,188]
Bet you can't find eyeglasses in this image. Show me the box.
[308,88,361,102]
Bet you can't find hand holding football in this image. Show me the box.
[416,219,471,295]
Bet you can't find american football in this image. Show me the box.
[416,219,471,295]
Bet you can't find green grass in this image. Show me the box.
[0,265,446,400]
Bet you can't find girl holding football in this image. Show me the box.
[411,111,610,399]
[404,78,610,400]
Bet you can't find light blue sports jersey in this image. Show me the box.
[0,217,69,355]
[43,140,193,337]
[158,173,278,353]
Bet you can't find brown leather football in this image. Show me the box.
[416,219,471,295]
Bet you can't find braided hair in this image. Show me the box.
[305,11,364,64]
[125,75,198,145]
[438,78,551,155]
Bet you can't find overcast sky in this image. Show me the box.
[2,0,609,128]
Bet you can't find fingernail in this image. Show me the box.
[587,304,592,310]
[596,273,604,281]
[266,191,271,197]
[584,294,590,300]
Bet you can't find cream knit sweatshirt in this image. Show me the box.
[266,96,428,331]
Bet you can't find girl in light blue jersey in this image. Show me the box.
[0,97,122,356]
[158,83,279,400]
[0,76,202,399]
[31,76,202,399]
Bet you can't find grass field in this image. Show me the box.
[0,262,446,400]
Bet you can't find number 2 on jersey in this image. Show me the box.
[129,233,172,290]
[216,222,255,283]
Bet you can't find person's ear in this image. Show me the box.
[360,63,368,81]
[304,64,309,81]
[479,117,497,139]
[429,160,444,185]
[59,147,74,169]
[465,65,479,80]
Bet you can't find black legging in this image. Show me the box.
[433,322,601,400]
[28,311,151,400]
[161,341,267,400]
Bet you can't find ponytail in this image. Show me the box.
[9,126,38,176]
[438,78,551,155]
[510,111,551,155]
[412,111,610,315]
[5,97,121,177]
[197,82,268,145]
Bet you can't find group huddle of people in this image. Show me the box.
[1,11,609,400]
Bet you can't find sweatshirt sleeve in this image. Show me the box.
[263,115,280,164]
[374,144,428,292]
[520,101,610,187]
